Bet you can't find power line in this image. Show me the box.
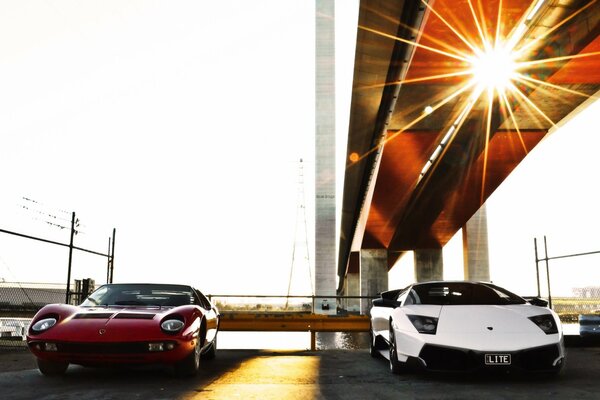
[0,254,34,305]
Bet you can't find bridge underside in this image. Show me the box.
[339,0,600,288]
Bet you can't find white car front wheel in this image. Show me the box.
[389,322,404,374]
[369,325,380,358]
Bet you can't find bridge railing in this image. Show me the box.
[207,295,376,350]
[206,294,377,315]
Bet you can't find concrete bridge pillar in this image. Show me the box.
[339,252,360,312]
[314,0,336,315]
[414,249,443,282]
[360,249,388,314]
[462,204,490,282]
[343,272,360,312]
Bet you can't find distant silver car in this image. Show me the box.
[579,314,600,336]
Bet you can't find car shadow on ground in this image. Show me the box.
[0,349,279,400]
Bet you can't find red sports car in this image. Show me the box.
[27,283,219,377]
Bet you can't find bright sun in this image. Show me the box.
[470,45,518,92]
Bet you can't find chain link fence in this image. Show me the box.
[550,280,600,328]
[0,281,95,350]
[534,239,600,336]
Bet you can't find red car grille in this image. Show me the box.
[56,342,168,354]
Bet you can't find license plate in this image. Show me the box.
[484,354,511,365]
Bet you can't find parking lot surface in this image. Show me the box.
[1,347,599,399]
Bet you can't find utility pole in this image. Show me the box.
[65,212,76,304]
[1,198,115,301]
[109,228,116,283]
[534,237,541,297]
[544,236,552,309]
[106,237,112,284]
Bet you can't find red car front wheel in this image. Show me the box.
[37,358,68,376]
[174,338,201,377]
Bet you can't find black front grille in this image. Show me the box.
[57,342,151,354]
[420,345,478,371]
[419,344,561,372]
[518,344,561,370]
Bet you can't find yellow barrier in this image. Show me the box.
[218,312,371,350]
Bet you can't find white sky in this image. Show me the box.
[485,95,600,297]
[0,0,359,296]
[389,95,600,298]
[1,0,597,300]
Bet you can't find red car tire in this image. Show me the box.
[37,358,68,376]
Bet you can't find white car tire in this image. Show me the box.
[389,321,404,374]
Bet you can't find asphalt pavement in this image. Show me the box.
[1,347,600,400]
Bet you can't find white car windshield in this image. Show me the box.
[408,282,526,305]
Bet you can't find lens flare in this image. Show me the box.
[352,0,599,202]
[470,45,517,92]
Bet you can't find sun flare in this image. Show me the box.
[353,0,600,206]
[354,0,600,206]
[469,45,518,93]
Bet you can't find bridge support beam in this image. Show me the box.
[414,249,443,282]
[343,272,360,312]
[340,252,360,312]
[360,249,388,314]
[314,0,336,315]
[462,205,490,282]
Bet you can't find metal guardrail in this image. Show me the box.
[219,312,370,332]
[218,312,370,350]
[206,295,376,350]
[207,294,377,315]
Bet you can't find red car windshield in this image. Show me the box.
[81,284,195,307]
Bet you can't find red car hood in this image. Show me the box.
[33,307,180,342]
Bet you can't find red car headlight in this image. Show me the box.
[161,318,184,334]
[31,317,57,333]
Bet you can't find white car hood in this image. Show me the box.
[427,305,560,351]
[438,305,543,334]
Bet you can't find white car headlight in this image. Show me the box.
[529,314,558,334]
[161,319,184,333]
[31,317,57,333]
[407,315,438,334]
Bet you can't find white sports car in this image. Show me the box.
[370,281,565,374]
